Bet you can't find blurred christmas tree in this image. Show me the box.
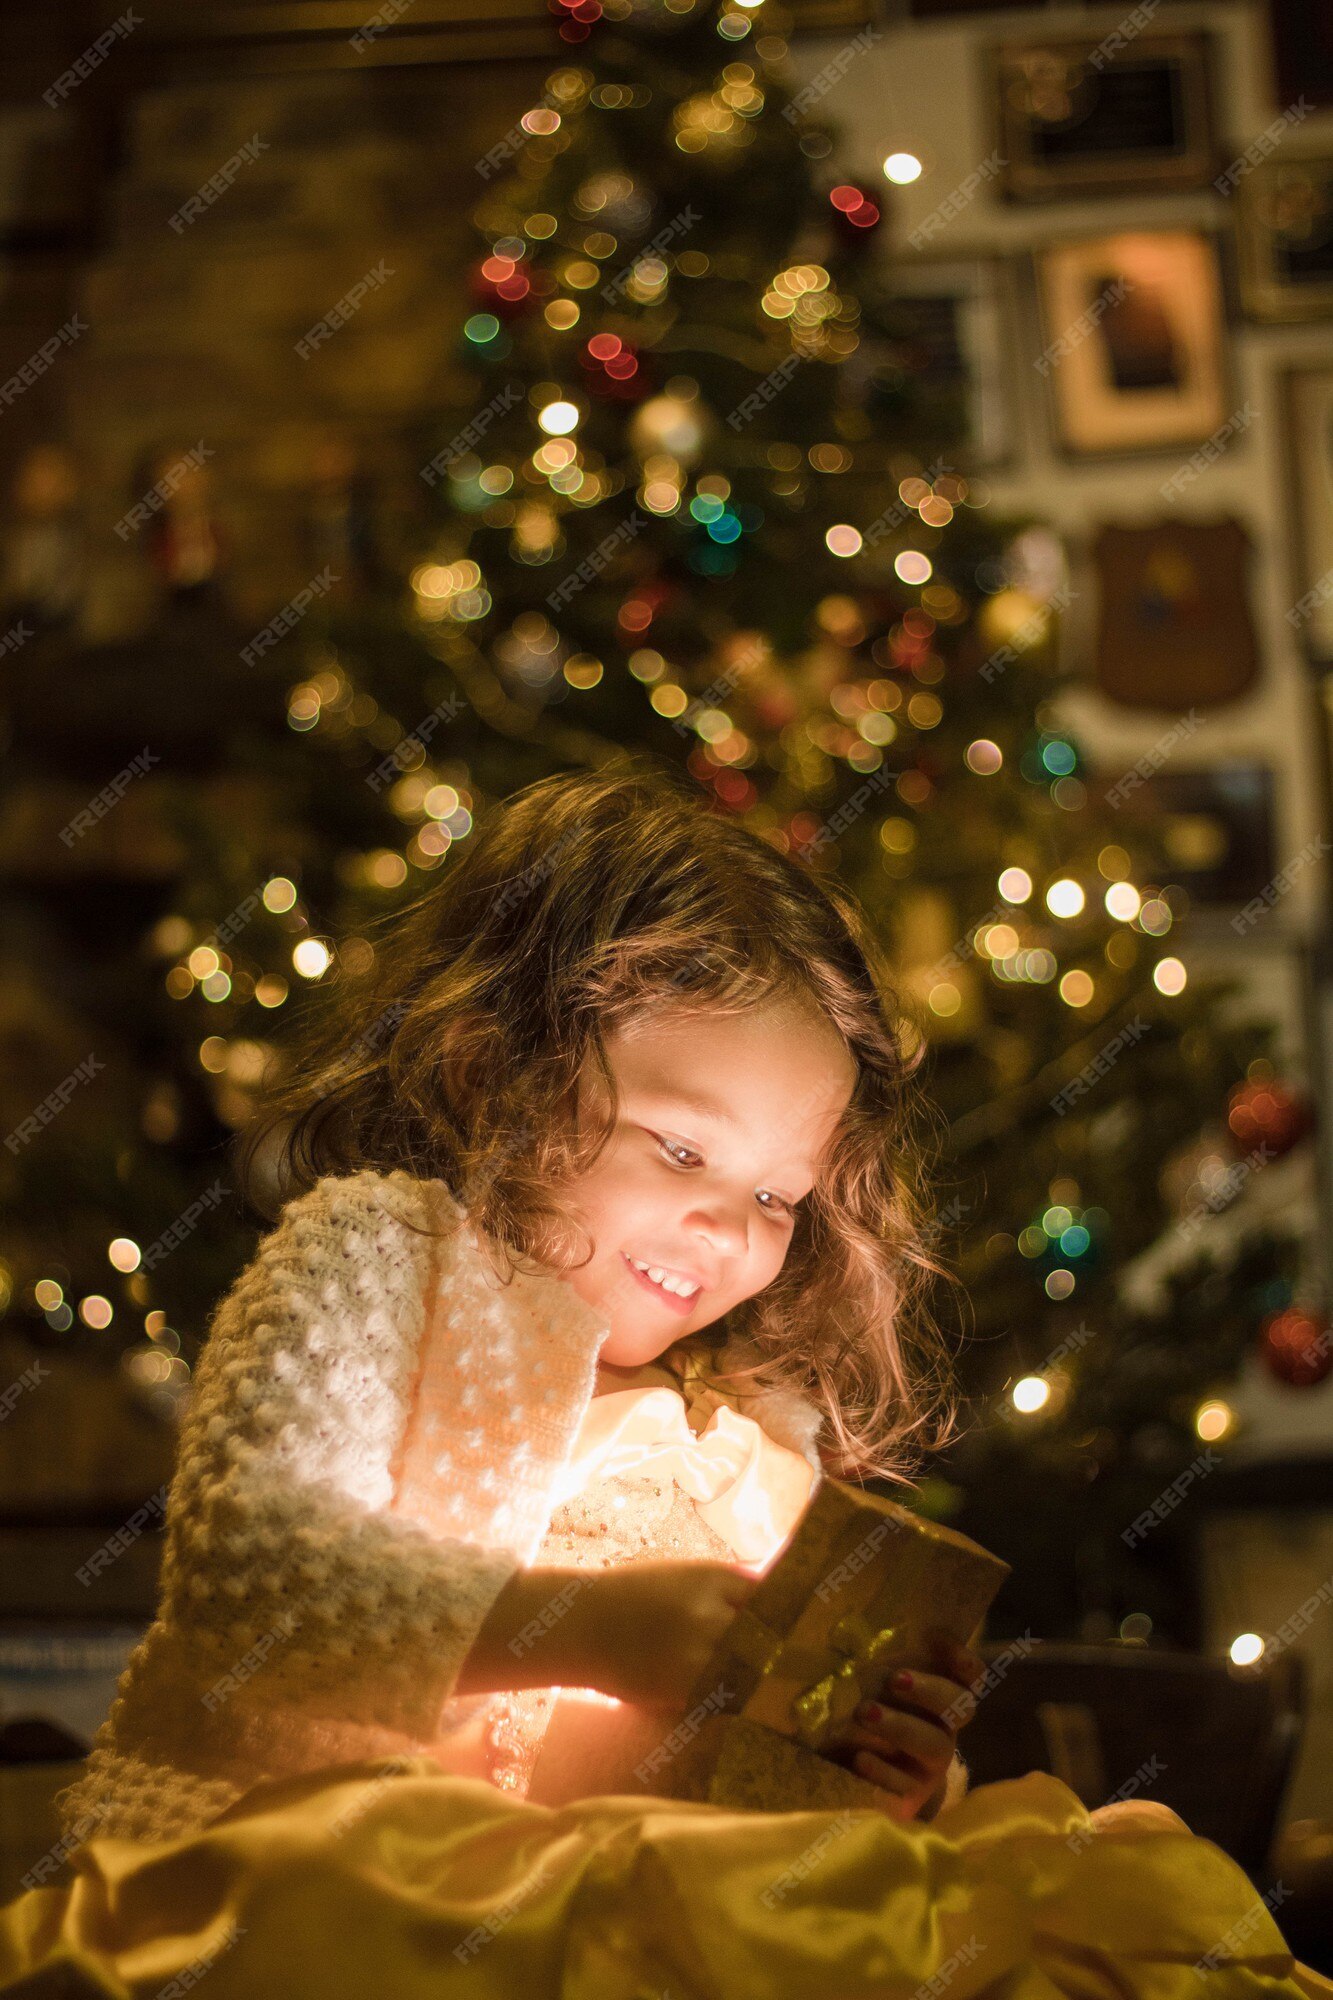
[384,0,1317,1638]
[1,0,1320,1630]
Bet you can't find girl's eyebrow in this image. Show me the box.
[642,1086,735,1127]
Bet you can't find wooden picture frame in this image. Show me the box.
[1032,229,1232,460]
[1269,0,1333,111]
[1098,762,1277,906]
[910,0,1021,14]
[114,0,877,78]
[991,31,1217,204]
[0,104,98,251]
[1282,366,1333,665]
[1089,517,1258,711]
[875,258,1019,470]
[1236,157,1333,324]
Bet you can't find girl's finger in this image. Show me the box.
[871,1671,975,1728]
[926,1632,986,1692]
[848,1708,952,1771]
[947,1650,986,1695]
[863,1784,916,1824]
[853,1750,915,1794]
[845,1734,946,1787]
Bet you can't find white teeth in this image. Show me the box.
[630,1257,699,1298]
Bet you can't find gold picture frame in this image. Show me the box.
[1033,229,1232,461]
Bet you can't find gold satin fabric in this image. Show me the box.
[2,1757,1329,1998]
[5,1385,1326,1995]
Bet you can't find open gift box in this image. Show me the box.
[529,1477,1010,1813]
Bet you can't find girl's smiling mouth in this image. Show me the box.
[621,1251,702,1314]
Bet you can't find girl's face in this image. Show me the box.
[560,996,858,1368]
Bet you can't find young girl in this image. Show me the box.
[2,762,1325,2000]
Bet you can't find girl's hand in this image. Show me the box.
[568,1560,756,1712]
[832,1630,984,1822]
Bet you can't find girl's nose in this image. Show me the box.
[687,1200,749,1261]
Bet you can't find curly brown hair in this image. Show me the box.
[236,755,961,1485]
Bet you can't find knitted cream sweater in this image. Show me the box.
[56,1166,965,1852]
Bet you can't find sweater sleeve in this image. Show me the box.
[158,1169,521,1740]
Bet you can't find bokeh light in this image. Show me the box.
[1046,878,1085,919]
[883,151,923,184]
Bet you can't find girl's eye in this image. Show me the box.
[652,1135,794,1218]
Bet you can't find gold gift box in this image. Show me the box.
[529,1477,1010,1815]
[661,1478,1010,1811]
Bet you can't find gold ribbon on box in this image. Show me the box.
[729,1604,905,1752]
[791,1609,904,1749]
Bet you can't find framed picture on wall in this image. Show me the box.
[1236,158,1333,322]
[0,105,96,248]
[1269,0,1333,110]
[1098,762,1276,906]
[991,32,1217,203]
[1032,229,1231,459]
[910,0,1020,13]
[1282,367,1333,664]
[870,259,1018,469]
[1090,518,1259,710]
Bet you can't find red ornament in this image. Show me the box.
[1259,1307,1333,1388]
[1227,1079,1313,1161]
